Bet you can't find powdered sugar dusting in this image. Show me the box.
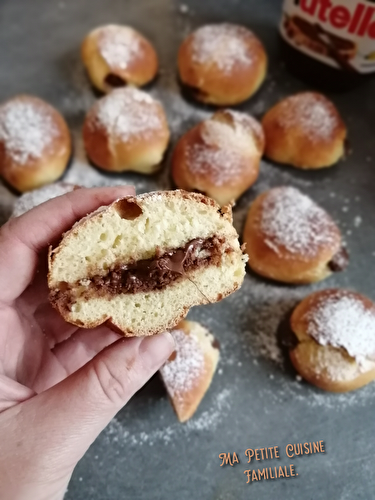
[260,186,338,257]
[92,87,162,141]
[160,329,205,400]
[306,291,375,365]
[0,98,60,165]
[11,182,77,217]
[185,113,258,186]
[274,92,339,141]
[191,24,253,73]
[98,25,143,70]
[186,144,244,186]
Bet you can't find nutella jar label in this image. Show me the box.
[280,0,375,73]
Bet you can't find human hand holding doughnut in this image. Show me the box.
[0,186,174,500]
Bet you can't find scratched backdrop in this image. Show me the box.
[0,0,375,499]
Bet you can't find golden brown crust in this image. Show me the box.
[160,320,220,422]
[81,24,158,93]
[172,110,264,206]
[82,87,170,173]
[262,92,347,169]
[178,23,267,105]
[290,289,375,392]
[242,187,343,284]
[48,190,243,336]
[0,95,71,193]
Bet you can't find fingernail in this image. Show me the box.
[139,332,175,369]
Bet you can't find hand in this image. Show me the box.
[0,187,174,500]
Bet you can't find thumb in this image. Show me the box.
[1,332,174,489]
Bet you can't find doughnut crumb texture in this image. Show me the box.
[243,186,348,284]
[172,109,265,206]
[83,87,170,174]
[262,92,347,169]
[0,95,71,192]
[81,24,158,93]
[178,23,267,105]
[160,320,219,422]
[48,190,247,336]
[290,289,375,392]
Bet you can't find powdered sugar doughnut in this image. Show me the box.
[172,109,264,206]
[243,186,348,284]
[0,95,71,192]
[81,24,158,93]
[160,320,219,422]
[262,92,347,169]
[290,289,375,392]
[178,23,267,105]
[12,182,78,217]
[82,87,170,173]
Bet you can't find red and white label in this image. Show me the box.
[280,0,375,73]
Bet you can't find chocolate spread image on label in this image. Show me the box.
[280,0,375,74]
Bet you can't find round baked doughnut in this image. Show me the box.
[82,87,170,173]
[12,182,79,217]
[81,24,158,93]
[178,23,267,105]
[262,92,346,169]
[243,186,348,284]
[0,95,71,193]
[171,109,264,206]
[290,289,375,392]
[160,320,220,422]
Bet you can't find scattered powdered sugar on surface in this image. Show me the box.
[93,87,162,141]
[0,99,59,165]
[98,25,143,70]
[275,93,338,141]
[11,182,77,217]
[104,388,232,447]
[306,291,375,365]
[354,216,362,228]
[160,329,205,399]
[191,24,253,73]
[259,186,337,257]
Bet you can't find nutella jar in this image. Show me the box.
[280,0,375,90]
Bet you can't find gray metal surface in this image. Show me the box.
[1,1,375,499]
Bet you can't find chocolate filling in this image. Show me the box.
[104,73,127,88]
[328,247,349,273]
[51,236,227,309]
[211,338,220,350]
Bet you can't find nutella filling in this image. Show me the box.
[104,73,127,88]
[52,236,227,309]
[328,246,349,273]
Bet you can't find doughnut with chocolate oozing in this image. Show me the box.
[178,23,267,105]
[48,190,247,336]
[243,186,348,284]
[81,24,158,93]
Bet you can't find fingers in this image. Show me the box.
[51,326,121,377]
[0,186,135,304]
[0,374,36,412]
[0,332,174,494]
